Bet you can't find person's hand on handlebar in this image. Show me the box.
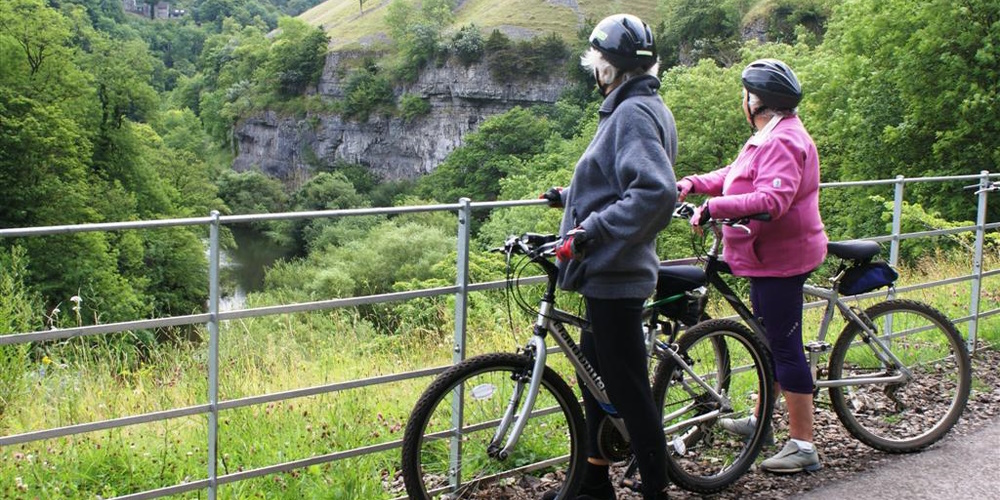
[677,179,694,201]
[540,186,564,208]
[690,202,711,230]
[556,227,588,261]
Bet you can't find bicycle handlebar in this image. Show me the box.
[495,233,560,260]
[672,201,771,229]
[964,181,998,195]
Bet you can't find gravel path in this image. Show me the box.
[484,345,1000,499]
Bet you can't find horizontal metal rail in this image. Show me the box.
[0,173,995,500]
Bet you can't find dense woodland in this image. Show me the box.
[1,0,998,370]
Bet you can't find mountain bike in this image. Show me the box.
[669,202,972,455]
[400,232,774,499]
[640,205,777,494]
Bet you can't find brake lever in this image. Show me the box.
[729,222,752,234]
[673,202,696,220]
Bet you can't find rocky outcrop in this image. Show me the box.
[233,52,571,183]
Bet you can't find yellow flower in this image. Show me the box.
[42,355,53,365]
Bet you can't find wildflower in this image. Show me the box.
[42,356,52,365]
[70,295,82,303]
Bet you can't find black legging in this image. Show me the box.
[580,296,667,499]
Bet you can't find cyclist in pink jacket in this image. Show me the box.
[677,59,829,474]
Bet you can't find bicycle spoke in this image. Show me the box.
[828,299,971,452]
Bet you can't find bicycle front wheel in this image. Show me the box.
[828,299,971,453]
[651,319,774,494]
[401,352,586,499]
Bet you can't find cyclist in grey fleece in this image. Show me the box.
[554,70,678,298]
[541,13,677,500]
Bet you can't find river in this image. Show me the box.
[218,227,296,311]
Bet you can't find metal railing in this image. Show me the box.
[0,172,997,499]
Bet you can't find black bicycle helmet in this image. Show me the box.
[741,59,802,110]
[589,14,657,71]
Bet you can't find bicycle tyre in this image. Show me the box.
[401,352,587,499]
[651,318,775,494]
[827,299,971,453]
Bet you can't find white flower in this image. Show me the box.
[70,295,82,303]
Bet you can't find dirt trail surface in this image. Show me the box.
[478,346,1000,500]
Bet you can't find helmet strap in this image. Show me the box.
[595,69,612,97]
[745,99,761,132]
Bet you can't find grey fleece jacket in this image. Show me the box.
[556,74,678,299]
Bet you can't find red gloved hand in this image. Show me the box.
[556,228,588,261]
[540,187,564,208]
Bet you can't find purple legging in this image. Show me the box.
[749,273,814,394]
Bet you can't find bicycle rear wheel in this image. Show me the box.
[401,352,586,499]
[827,299,971,453]
[651,319,774,494]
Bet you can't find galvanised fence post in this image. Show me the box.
[888,175,905,304]
[449,197,472,489]
[208,210,221,500]
[453,197,472,363]
[969,170,989,352]
[890,175,904,268]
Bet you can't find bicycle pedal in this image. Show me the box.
[805,340,831,353]
[620,477,643,493]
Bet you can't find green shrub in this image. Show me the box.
[451,24,484,65]
[399,93,431,120]
[343,68,395,122]
[486,30,569,82]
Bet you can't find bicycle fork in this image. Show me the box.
[488,305,632,460]
[488,334,548,459]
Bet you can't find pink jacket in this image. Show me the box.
[685,115,827,277]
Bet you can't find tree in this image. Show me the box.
[659,0,740,65]
[263,17,329,97]
[0,0,72,77]
[87,35,158,129]
[0,90,96,228]
[811,0,1000,221]
[660,59,747,178]
[451,24,484,65]
[197,20,269,145]
[289,172,368,250]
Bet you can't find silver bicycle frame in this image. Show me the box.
[493,298,736,457]
[803,284,914,388]
[494,299,629,457]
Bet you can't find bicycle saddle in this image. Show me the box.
[656,265,707,297]
[827,240,881,261]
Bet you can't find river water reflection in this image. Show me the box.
[219,226,295,311]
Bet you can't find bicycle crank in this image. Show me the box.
[597,417,632,462]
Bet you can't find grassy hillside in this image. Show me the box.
[300,0,662,49]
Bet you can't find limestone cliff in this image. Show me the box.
[232,52,571,183]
